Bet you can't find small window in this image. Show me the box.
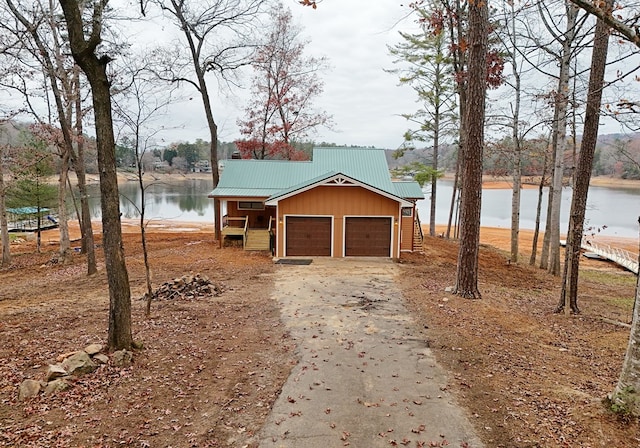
[238,201,264,210]
[401,207,413,217]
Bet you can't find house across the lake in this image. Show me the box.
[208,147,424,258]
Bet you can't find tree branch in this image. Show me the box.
[569,0,640,48]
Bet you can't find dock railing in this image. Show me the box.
[582,240,639,275]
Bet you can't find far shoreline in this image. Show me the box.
[442,173,640,190]
[54,171,640,191]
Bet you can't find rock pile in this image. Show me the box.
[17,344,133,400]
[144,273,222,301]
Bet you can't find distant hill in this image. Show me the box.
[384,132,640,180]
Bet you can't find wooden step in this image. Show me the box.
[244,230,271,251]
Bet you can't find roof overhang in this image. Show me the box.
[264,172,413,207]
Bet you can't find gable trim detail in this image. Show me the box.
[265,172,412,207]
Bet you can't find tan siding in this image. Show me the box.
[276,186,401,257]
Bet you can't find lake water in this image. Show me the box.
[86,178,640,239]
[86,179,215,223]
[418,181,640,239]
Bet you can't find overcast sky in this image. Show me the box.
[144,1,419,150]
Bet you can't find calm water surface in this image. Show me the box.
[86,178,640,238]
[418,180,640,238]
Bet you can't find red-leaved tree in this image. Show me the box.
[236,3,332,160]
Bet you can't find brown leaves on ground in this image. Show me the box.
[0,232,294,447]
[399,235,640,447]
[3,225,640,447]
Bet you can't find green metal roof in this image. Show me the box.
[392,181,425,200]
[209,147,424,201]
[264,171,339,202]
[7,207,52,215]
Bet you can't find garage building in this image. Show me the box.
[209,147,424,258]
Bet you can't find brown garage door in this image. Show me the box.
[345,217,392,257]
[286,216,332,256]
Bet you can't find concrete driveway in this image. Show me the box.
[257,258,483,447]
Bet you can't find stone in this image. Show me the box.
[45,364,68,382]
[93,353,109,364]
[112,349,133,367]
[444,286,455,293]
[131,340,144,350]
[43,379,70,396]
[61,351,97,376]
[56,351,77,363]
[84,343,103,356]
[18,379,41,400]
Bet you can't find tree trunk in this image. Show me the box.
[59,0,132,351]
[557,0,612,314]
[445,0,466,241]
[509,8,522,263]
[530,148,550,266]
[73,66,97,275]
[446,163,458,239]
[91,73,132,350]
[609,217,640,416]
[510,148,522,263]
[58,150,71,262]
[136,161,153,317]
[547,2,578,276]
[430,113,439,237]
[455,0,488,299]
[0,145,10,266]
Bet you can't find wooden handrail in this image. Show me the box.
[415,211,424,241]
[242,216,249,249]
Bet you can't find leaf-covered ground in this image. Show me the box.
[399,234,640,447]
[1,231,294,447]
[1,224,639,447]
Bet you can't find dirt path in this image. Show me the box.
[258,258,482,447]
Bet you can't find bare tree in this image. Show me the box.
[543,1,582,276]
[557,0,613,314]
[3,0,97,271]
[112,62,177,317]
[150,0,268,241]
[492,0,535,263]
[0,141,9,266]
[71,65,98,275]
[59,0,132,351]
[569,0,640,48]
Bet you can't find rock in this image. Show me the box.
[61,351,97,376]
[131,340,144,350]
[18,379,42,400]
[93,353,109,364]
[45,364,68,382]
[142,272,222,301]
[56,351,77,363]
[112,349,133,367]
[444,286,455,293]
[84,343,103,356]
[43,379,70,396]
